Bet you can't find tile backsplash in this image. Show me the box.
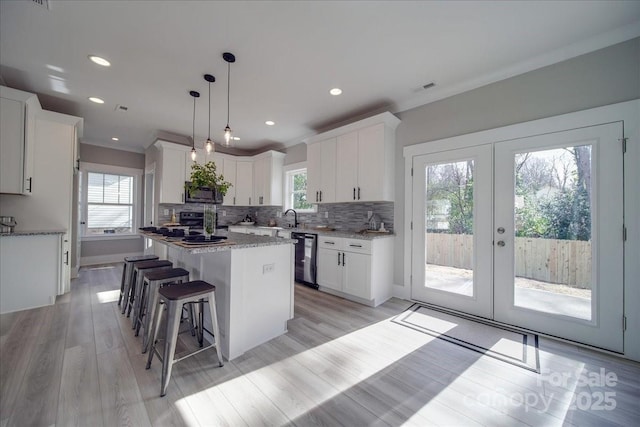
[158,202,394,232]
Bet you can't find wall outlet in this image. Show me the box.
[263,263,275,274]
[325,211,329,218]
[164,209,169,216]
[277,211,282,218]
[222,210,226,217]
[367,210,372,218]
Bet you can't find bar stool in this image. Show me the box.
[118,255,159,310]
[136,267,190,354]
[146,280,224,397]
[128,259,173,321]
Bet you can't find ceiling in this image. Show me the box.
[1,1,639,154]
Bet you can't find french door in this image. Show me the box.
[411,123,624,352]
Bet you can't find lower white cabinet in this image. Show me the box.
[317,235,394,306]
[0,233,63,314]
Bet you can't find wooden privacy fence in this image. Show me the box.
[425,233,591,289]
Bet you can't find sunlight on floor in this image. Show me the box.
[96,289,120,303]
[176,317,439,422]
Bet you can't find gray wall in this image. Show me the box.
[80,143,146,260]
[393,37,640,287]
[284,143,307,165]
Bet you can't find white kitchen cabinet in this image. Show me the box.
[306,112,400,203]
[0,109,82,295]
[184,147,220,182]
[235,161,254,205]
[316,235,394,306]
[154,140,191,204]
[253,151,285,206]
[306,138,336,203]
[0,86,39,195]
[222,156,237,205]
[336,123,389,202]
[0,233,63,314]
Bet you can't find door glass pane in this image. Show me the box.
[425,160,474,296]
[513,145,592,320]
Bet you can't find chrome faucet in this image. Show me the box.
[284,209,299,228]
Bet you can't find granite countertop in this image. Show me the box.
[0,230,66,237]
[229,224,394,240]
[141,230,296,254]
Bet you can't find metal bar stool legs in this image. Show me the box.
[137,268,190,353]
[129,260,173,324]
[118,255,158,310]
[146,280,224,397]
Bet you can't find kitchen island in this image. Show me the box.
[142,231,295,361]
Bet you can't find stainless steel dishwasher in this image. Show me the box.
[291,232,318,288]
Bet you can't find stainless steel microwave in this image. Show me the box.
[184,182,223,204]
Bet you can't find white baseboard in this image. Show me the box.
[392,283,410,300]
[80,251,144,267]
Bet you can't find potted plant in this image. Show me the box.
[188,161,232,238]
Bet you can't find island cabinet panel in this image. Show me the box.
[317,235,394,307]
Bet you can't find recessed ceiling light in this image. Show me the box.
[111,137,119,141]
[265,120,275,126]
[330,88,342,96]
[88,55,111,67]
[88,97,105,104]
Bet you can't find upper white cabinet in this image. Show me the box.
[0,86,40,195]
[306,112,400,203]
[235,161,254,205]
[221,156,237,205]
[306,138,336,203]
[154,140,191,204]
[253,151,285,206]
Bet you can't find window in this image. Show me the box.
[81,163,142,238]
[284,164,316,213]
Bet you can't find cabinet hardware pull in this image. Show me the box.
[338,252,341,265]
[324,241,335,244]
[349,244,362,248]
[26,177,32,192]
[249,197,251,205]
[342,253,345,265]
[319,190,322,202]
[353,187,356,200]
[233,197,236,205]
[64,251,69,265]
[358,187,361,200]
[316,191,319,202]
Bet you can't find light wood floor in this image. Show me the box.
[1,263,639,426]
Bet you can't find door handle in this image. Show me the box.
[497,241,505,247]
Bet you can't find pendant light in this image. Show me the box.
[189,90,200,161]
[204,74,215,154]
[223,52,236,146]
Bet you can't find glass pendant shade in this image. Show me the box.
[190,147,197,161]
[224,125,232,145]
